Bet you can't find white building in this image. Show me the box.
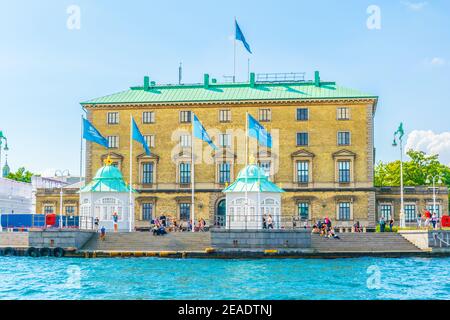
[0,177,32,214]
[223,164,284,230]
[79,159,135,232]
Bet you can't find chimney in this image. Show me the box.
[314,71,320,87]
[249,72,256,88]
[203,74,210,88]
[144,76,150,91]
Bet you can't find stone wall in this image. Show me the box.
[28,230,95,249]
[0,232,29,247]
[211,229,311,249]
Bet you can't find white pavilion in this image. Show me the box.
[79,157,135,232]
[222,163,285,230]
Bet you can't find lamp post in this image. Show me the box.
[55,170,70,229]
[392,124,405,228]
[0,131,9,176]
[425,174,443,218]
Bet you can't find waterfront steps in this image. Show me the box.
[311,233,422,253]
[81,231,212,252]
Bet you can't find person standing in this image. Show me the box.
[389,218,394,232]
[112,212,119,232]
[267,215,274,229]
[431,213,438,230]
[100,226,106,241]
[417,212,422,228]
[94,217,99,231]
[424,209,431,229]
[379,216,386,232]
[262,214,267,229]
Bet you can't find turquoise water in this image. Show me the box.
[0,257,449,300]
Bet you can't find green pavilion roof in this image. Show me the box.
[80,164,134,193]
[81,72,377,105]
[223,164,285,193]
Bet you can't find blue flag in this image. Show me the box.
[82,117,109,148]
[193,114,218,150]
[248,114,272,148]
[235,20,252,54]
[132,117,151,156]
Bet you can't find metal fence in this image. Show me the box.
[211,215,311,230]
[0,214,81,231]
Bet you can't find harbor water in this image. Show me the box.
[0,257,449,300]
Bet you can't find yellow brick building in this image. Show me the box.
[80,72,380,228]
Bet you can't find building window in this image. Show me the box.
[337,107,350,120]
[180,135,191,148]
[427,204,441,217]
[218,134,231,147]
[180,111,192,123]
[179,162,191,184]
[107,136,119,148]
[142,203,153,221]
[298,202,309,220]
[337,131,351,146]
[44,205,54,214]
[297,161,309,183]
[296,132,309,146]
[338,160,351,183]
[107,112,119,124]
[144,135,155,148]
[219,110,231,122]
[142,163,154,184]
[65,206,75,216]
[379,204,393,220]
[338,202,351,220]
[259,161,271,177]
[259,109,271,122]
[179,203,191,221]
[404,204,416,222]
[296,108,309,121]
[142,111,155,124]
[219,162,231,184]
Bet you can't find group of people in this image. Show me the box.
[378,216,395,232]
[262,214,274,229]
[417,209,440,230]
[312,217,340,239]
[379,209,441,231]
[151,216,208,235]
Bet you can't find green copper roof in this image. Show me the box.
[80,165,134,193]
[81,73,377,105]
[223,164,285,193]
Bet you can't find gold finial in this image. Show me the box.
[224,182,229,187]
[249,154,256,165]
[104,155,113,166]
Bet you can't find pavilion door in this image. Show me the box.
[216,199,226,227]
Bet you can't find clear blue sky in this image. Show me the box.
[1,0,449,176]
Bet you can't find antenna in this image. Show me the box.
[178,62,182,84]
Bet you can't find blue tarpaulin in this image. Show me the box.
[0,214,79,229]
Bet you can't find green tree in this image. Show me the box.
[6,167,35,183]
[375,150,450,187]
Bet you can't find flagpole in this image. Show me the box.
[233,17,236,83]
[79,115,84,187]
[191,113,195,232]
[129,115,133,232]
[245,112,248,228]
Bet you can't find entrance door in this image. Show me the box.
[216,199,226,227]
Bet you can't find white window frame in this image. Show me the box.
[107,112,119,124]
[142,111,155,124]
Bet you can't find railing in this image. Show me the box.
[211,215,311,230]
[431,231,450,248]
[256,72,306,83]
